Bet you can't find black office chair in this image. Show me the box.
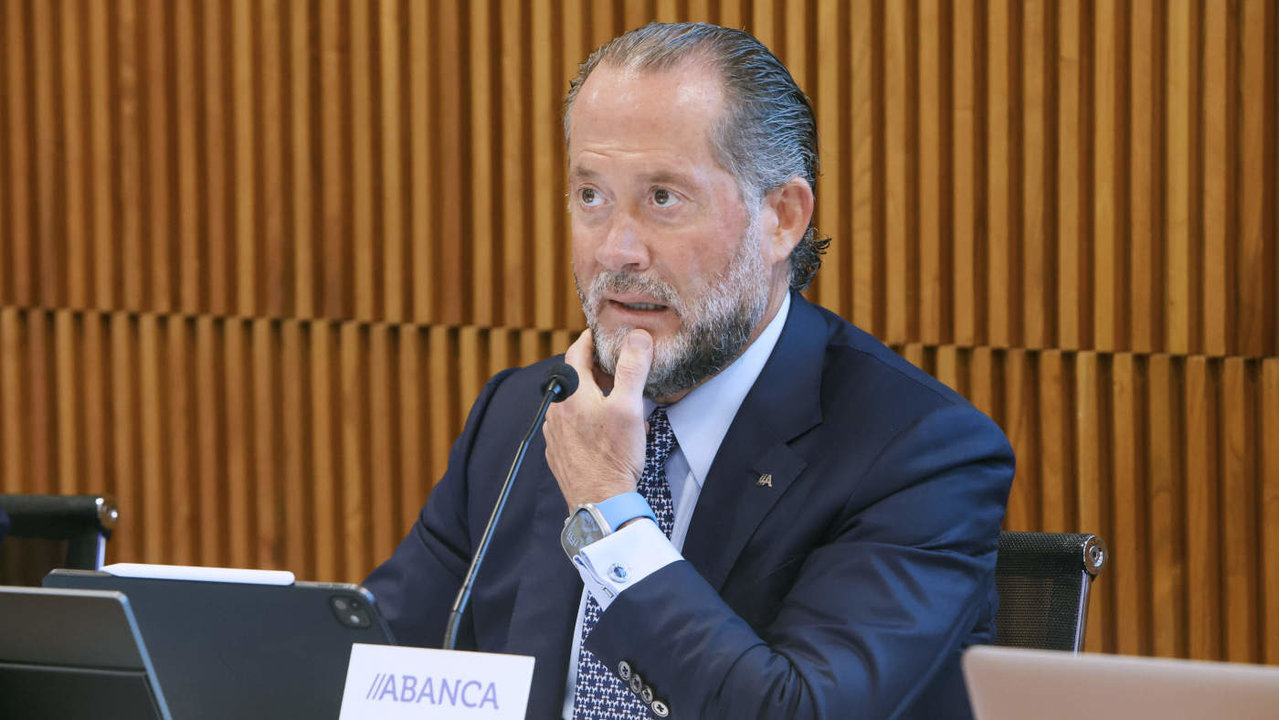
[993,531,1108,652]
[0,494,118,586]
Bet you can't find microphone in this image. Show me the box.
[442,362,579,650]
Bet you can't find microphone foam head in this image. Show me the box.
[542,363,579,402]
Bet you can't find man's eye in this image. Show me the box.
[579,188,602,207]
[652,188,677,207]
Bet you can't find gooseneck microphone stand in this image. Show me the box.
[442,363,579,650]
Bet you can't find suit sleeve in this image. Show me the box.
[363,368,518,649]
[583,403,1014,719]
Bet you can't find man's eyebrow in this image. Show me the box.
[644,170,696,187]
[567,167,699,187]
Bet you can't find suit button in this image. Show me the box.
[629,673,644,695]
[651,699,671,717]
[618,660,632,680]
[640,685,654,703]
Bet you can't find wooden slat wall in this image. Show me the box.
[0,0,1276,664]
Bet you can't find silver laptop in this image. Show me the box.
[964,645,1279,720]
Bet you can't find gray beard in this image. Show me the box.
[577,228,770,400]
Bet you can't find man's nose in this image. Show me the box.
[595,213,650,272]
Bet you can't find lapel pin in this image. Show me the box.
[756,473,773,488]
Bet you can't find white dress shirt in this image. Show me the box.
[561,293,791,718]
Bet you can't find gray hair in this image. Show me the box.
[563,22,829,291]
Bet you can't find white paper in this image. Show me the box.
[102,563,296,586]
[340,643,535,720]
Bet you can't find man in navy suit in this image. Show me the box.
[366,22,1013,719]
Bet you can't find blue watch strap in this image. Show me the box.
[594,492,658,533]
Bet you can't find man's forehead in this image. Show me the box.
[568,60,726,138]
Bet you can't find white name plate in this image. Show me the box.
[340,643,535,720]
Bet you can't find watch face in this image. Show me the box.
[561,507,606,557]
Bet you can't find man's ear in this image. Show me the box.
[760,177,815,265]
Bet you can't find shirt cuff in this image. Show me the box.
[570,518,681,611]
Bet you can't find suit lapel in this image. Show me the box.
[501,437,581,717]
[682,294,826,591]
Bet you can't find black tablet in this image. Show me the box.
[45,567,395,720]
[0,586,173,719]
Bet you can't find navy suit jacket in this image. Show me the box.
[365,293,1014,719]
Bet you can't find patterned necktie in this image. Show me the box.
[572,408,677,719]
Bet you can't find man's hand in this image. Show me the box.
[544,328,653,511]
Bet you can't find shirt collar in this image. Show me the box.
[646,292,791,489]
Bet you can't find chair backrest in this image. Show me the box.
[993,531,1107,652]
[0,494,118,586]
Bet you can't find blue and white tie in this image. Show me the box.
[572,408,677,719]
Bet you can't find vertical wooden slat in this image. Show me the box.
[470,0,496,328]
[224,319,251,567]
[1021,0,1047,349]
[166,316,194,565]
[32,0,62,309]
[1201,0,1229,356]
[193,316,221,565]
[320,0,349,319]
[1237,0,1270,356]
[812,0,844,315]
[137,314,164,562]
[1128,0,1155,353]
[143,0,171,312]
[81,312,109,497]
[26,311,52,495]
[53,311,79,495]
[351,0,375,321]
[174,0,201,313]
[1262,359,1279,664]
[1185,356,1221,659]
[379,0,405,323]
[61,0,88,310]
[1110,353,1145,654]
[918,0,942,345]
[850,0,876,332]
[437,0,467,326]
[280,319,311,577]
[0,310,22,492]
[340,322,367,581]
[310,319,338,580]
[985,0,1011,349]
[1002,348,1036,530]
[109,313,139,561]
[883,0,909,345]
[1056,0,1082,350]
[1166,0,1193,354]
[951,0,976,346]
[6,0,33,307]
[1092,0,1118,352]
[427,325,456,491]
[290,0,315,319]
[1221,357,1257,662]
[204,0,231,315]
[260,0,287,318]
[398,323,425,530]
[500,0,528,328]
[88,0,115,311]
[1037,350,1067,532]
[118,0,144,310]
[251,319,279,568]
[408,0,434,323]
[1147,353,1185,658]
